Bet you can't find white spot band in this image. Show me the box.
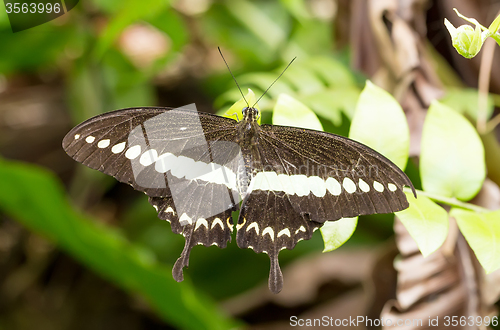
[342,177,356,194]
[373,181,384,192]
[211,218,224,229]
[262,227,274,241]
[179,213,192,226]
[359,179,370,192]
[112,142,126,154]
[247,222,259,235]
[277,228,291,237]
[388,183,397,192]
[153,152,237,190]
[125,145,141,159]
[140,149,158,166]
[249,172,381,197]
[195,218,208,231]
[97,139,110,148]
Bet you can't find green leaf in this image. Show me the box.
[225,0,286,50]
[452,208,500,273]
[240,73,295,98]
[223,88,260,124]
[304,57,357,88]
[219,57,359,119]
[0,159,239,330]
[321,217,358,252]
[272,93,323,130]
[286,21,332,57]
[349,81,410,170]
[301,87,360,126]
[396,192,449,257]
[0,1,10,29]
[283,65,325,95]
[420,101,486,201]
[439,87,494,121]
[279,0,311,22]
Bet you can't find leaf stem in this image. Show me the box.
[404,188,488,213]
[477,38,496,133]
[485,112,500,133]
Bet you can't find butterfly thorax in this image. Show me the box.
[235,107,262,197]
[236,107,260,147]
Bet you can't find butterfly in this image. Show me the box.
[62,102,415,293]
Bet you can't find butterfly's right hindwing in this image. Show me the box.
[63,107,242,283]
[148,195,235,282]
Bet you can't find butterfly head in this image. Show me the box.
[242,107,260,123]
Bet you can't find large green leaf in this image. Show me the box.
[147,8,188,52]
[452,208,500,273]
[300,87,360,126]
[420,101,486,200]
[349,81,410,170]
[101,49,156,109]
[396,192,449,257]
[0,159,238,330]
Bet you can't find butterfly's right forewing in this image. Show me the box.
[63,107,243,282]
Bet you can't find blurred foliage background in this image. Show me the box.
[0,0,500,329]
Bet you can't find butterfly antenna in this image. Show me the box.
[252,57,296,108]
[218,47,249,108]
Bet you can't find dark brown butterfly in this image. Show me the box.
[63,104,415,293]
